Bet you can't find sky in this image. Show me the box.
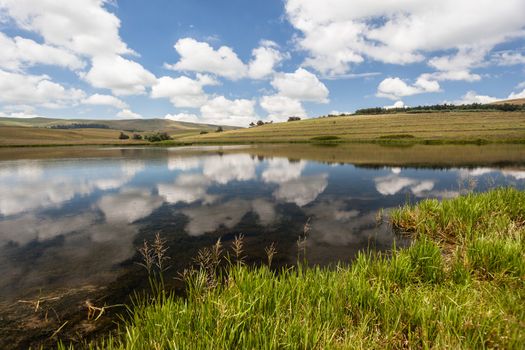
[0,0,524,126]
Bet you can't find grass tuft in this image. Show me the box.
[70,188,525,349]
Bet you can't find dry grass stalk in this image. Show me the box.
[232,234,245,264]
[153,232,169,272]
[137,240,154,274]
[264,242,277,268]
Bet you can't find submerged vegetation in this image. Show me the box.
[65,188,524,349]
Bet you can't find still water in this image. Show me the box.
[1,145,524,303]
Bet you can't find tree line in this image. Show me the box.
[49,123,109,129]
[354,103,525,115]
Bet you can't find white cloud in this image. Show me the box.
[0,32,84,71]
[166,38,247,80]
[82,93,127,109]
[376,77,440,100]
[83,55,156,96]
[273,174,328,207]
[493,51,525,66]
[151,74,218,108]
[200,96,257,126]
[0,69,84,107]
[98,188,163,224]
[248,40,286,79]
[271,68,329,103]
[164,113,200,123]
[0,0,132,57]
[374,174,434,196]
[259,95,306,122]
[284,0,525,75]
[117,109,142,119]
[508,89,525,100]
[452,91,499,105]
[158,174,216,205]
[384,100,406,109]
[0,110,47,119]
[262,158,306,183]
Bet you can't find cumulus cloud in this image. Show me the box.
[200,96,257,126]
[82,93,128,109]
[273,174,328,207]
[0,0,132,57]
[284,0,525,75]
[451,91,499,105]
[508,89,525,100]
[492,51,525,66]
[248,40,287,79]
[384,100,406,109]
[271,68,329,103]
[259,95,306,121]
[374,174,435,196]
[83,55,156,96]
[117,108,142,119]
[166,38,247,80]
[0,32,84,72]
[164,113,200,123]
[158,174,216,205]
[0,69,85,107]
[376,76,440,100]
[151,74,218,108]
[166,38,287,81]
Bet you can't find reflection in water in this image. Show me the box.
[0,149,524,301]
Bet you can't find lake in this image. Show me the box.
[0,144,524,346]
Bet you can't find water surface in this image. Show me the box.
[1,145,524,303]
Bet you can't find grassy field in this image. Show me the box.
[0,126,150,146]
[0,116,234,133]
[1,111,524,146]
[181,111,525,144]
[0,116,235,146]
[68,188,524,349]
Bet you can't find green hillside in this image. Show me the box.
[0,117,237,133]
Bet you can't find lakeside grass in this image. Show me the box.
[1,111,524,147]
[71,188,525,349]
[181,111,525,145]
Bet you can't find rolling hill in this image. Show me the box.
[180,111,525,144]
[0,117,237,133]
[0,117,238,146]
[492,98,525,105]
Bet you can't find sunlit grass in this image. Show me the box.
[62,188,524,349]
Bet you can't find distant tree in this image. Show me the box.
[249,122,256,127]
[200,130,209,134]
[118,132,130,140]
[144,132,172,142]
[216,126,224,132]
[256,120,264,126]
[132,133,143,140]
[287,116,301,122]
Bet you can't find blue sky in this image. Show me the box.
[0,0,524,126]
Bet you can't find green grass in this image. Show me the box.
[180,111,525,145]
[63,188,524,349]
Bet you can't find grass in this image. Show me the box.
[2,111,524,147]
[64,188,525,349]
[180,111,525,144]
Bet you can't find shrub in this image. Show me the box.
[118,132,129,140]
[287,116,301,122]
[132,133,143,140]
[200,130,209,135]
[216,126,223,133]
[145,132,172,142]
